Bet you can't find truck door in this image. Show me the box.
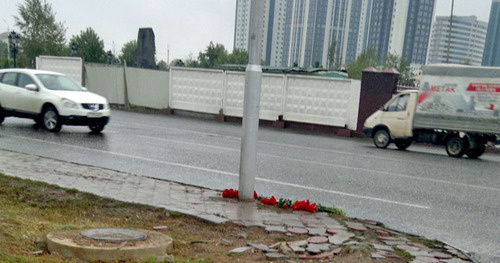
[381,93,412,138]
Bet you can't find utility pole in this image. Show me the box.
[238,0,264,201]
[446,0,454,64]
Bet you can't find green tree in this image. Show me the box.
[197,41,227,68]
[383,53,415,86]
[15,0,67,67]
[226,48,248,65]
[119,40,137,66]
[347,47,378,79]
[70,28,106,63]
[157,60,168,71]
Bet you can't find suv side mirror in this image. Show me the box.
[25,84,38,91]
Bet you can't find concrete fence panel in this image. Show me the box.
[126,67,169,109]
[224,72,284,121]
[84,63,125,105]
[170,67,223,114]
[283,75,351,127]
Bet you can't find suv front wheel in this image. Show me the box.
[42,107,62,132]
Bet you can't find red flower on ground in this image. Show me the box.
[283,204,289,209]
[254,191,258,200]
[222,188,239,199]
[261,195,277,206]
[291,199,316,213]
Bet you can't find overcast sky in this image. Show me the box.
[0,0,494,62]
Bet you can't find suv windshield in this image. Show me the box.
[36,74,85,91]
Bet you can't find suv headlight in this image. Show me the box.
[62,98,78,109]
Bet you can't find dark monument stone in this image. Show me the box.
[135,28,156,69]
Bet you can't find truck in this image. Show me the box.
[363,64,500,158]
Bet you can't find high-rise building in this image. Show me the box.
[234,0,371,68]
[233,0,435,68]
[482,0,500,66]
[368,0,435,65]
[233,0,271,64]
[427,16,488,66]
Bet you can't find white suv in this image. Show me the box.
[0,69,110,133]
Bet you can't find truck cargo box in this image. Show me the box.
[415,64,500,135]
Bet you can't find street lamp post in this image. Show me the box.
[71,42,77,57]
[8,31,20,68]
[107,51,113,64]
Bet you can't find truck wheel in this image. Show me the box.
[465,143,485,159]
[0,107,4,124]
[373,129,390,149]
[446,137,468,158]
[395,139,412,150]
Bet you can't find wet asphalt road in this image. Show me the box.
[0,110,499,260]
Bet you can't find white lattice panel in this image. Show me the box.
[224,72,283,121]
[224,72,245,117]
[36,56,83,85]
[284,76,351,127]
[170,68,223,114]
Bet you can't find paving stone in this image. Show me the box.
[265,226,287,233]
[325,224,346,230]
[397,245,421,251]
[306,244,332,254]
[307,236,329,244]
[307,223,326,228]
[410,242,429,250]
[374,250,401,259]
[300,250,334,260]
[326,228,349,235]
[236,232,248,239]
[307,228,327,236]
[414,256,439,262]
[153,225,168,230]
[279,242,294,255]
[287,227,308,235]
[269,242,282,249]
[371,252,387,259]
[247,242,269,252]
[345,222,368,231]
[409,250,432,257]
[430,251,452,259]
[328,232,355,245]
[383,240,407,246]
[287,240,307,253]
[221,239,233,246]
[196,214,229,224]
[372,243,394,251]
[378,236,401,241]
[266,253,287,260]
[376,230,390,236]
[229,247,253,253]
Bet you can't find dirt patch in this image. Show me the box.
[0,174,466,262]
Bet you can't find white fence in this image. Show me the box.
[84,63,169,109]
[170,67,361,130]
[82,63,361,130]
[36,56,83,85]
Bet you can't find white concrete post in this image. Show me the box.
[239,0,264,201]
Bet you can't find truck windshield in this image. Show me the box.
[385,94,409,111]
[36,74,85,91]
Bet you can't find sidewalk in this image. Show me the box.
[0,149,475,262]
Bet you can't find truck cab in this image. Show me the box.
[363,91,418,150]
